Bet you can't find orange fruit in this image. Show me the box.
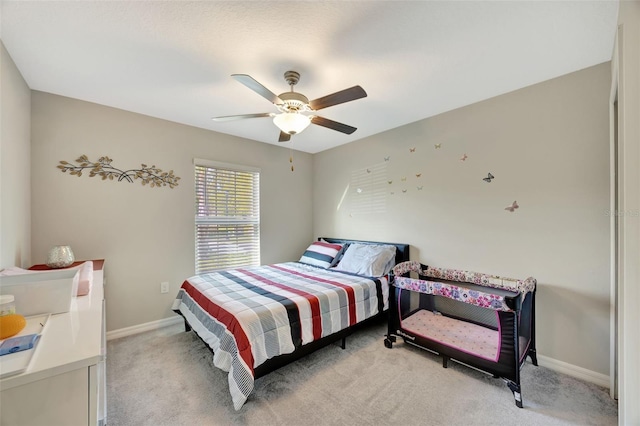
[0,314,27,339]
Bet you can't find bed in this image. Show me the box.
[172,237,410,410]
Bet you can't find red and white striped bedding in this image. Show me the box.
[172,262,387,410]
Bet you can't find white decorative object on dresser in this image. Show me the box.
[0,260,106,426]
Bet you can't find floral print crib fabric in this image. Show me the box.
[392,261,536,312]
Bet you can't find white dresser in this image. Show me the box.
[0,261,106,426]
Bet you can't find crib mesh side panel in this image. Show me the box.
[518,291,534,360]
[401,290,498,330]
[497,310,519,382]
[433,296,498,330]
[395,287,521,381]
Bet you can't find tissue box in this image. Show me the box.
[0,269,79,316]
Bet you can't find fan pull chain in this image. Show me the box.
[289,147,294,172]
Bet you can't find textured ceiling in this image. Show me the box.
[1,1,619,153]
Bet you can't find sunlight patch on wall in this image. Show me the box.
[349,162,387,215]
[337,184,350,211]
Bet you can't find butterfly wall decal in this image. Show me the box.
[505,201,519,212]
[388,180,393,185]
[483,173,494,183]
[401,176,407,181]
[384,156,390,162]
[402,189,407,193]
[460,153,468,161]
[416,173,422,178]
[417,186,423,190]
[434,144,442,149]
[366,169,371,173]
[356,188,363,194]
[409,147,416,153]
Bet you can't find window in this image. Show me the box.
[194,159,260,274]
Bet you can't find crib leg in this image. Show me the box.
[442,356,449,368]
[529,348,539,366]
[507,381,523,408]
[183,318,191,332]
[340,337,346,350]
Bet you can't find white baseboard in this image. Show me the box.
[538,354,610,389]
[106,316,183,341]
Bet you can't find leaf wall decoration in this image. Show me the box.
[57,155,180,188]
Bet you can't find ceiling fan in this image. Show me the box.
[212,71,367,142]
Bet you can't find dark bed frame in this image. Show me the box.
[176,237,410,379]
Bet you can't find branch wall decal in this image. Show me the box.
[58,155,180,188]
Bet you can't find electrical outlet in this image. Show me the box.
[160,281,169,294]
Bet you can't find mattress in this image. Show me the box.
[401,309,500,361]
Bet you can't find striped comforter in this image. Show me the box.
[172,262,387,410]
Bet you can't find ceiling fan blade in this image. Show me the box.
[232,74,284,105]
[278,131,291,142]
[212,112,274,122]
[311,116,357,135]
[309,86,367,111]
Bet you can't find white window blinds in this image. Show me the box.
[194,160,260,275]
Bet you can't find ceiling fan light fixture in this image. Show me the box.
[273,112,311,135]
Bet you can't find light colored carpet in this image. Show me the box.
[107,319,617,425]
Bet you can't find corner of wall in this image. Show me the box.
[0,41,32,269]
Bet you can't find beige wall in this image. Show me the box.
[30,92,313,331]
[616,1,640,424]
[0,41,31,269]
[313,63,611,376]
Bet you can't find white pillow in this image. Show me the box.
[334,243,397,277]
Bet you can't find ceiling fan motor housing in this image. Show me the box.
[277,91,311,113]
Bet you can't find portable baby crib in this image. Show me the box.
[385,261,537,408]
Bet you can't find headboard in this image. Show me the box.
[320,237,410,266]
